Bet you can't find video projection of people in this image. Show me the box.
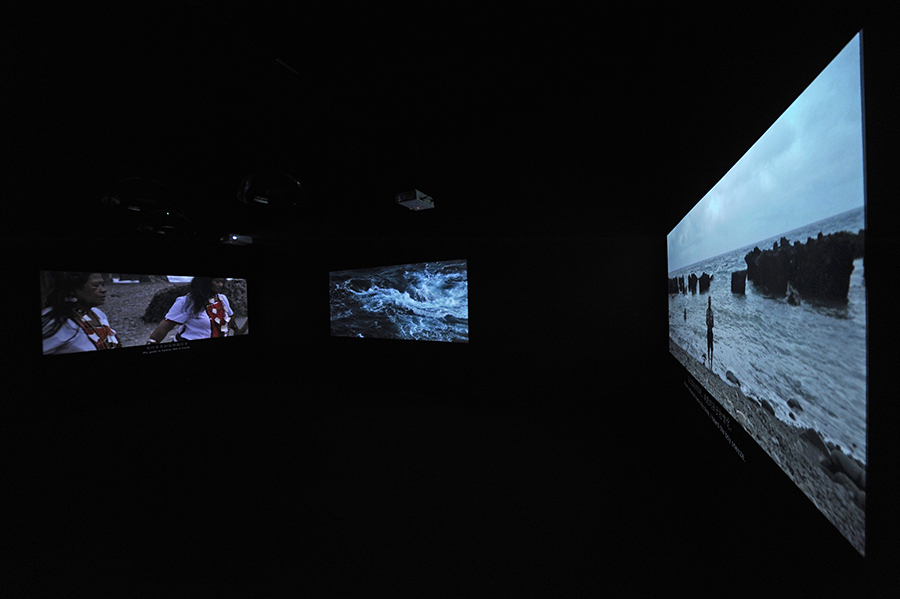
[40,273,249,355]
[666,34,865,555]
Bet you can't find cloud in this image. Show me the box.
[668,33,863,274]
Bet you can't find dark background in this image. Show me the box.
[4,2,897,596]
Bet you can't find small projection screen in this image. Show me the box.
[330,259,468,342]
[666,33,866,555]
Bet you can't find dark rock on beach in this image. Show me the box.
[731,270,746,294]
[744,230,863,303]
[800,428,830,455]
[668,277,680,294]
[142,284,192,323]
[825,450,866,491]
[223,279,248,317]
[668,275,691,295]
[698,272,711,293]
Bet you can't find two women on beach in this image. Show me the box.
[41,273,246,354]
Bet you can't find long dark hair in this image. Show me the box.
[41,272,94,341]
[185,277,222,316]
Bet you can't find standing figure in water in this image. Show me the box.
[706,296,714,370]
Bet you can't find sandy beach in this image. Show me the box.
[670,336,865,555]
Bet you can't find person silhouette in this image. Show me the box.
[706,296,714,370]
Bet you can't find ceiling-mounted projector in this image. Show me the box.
[396,190,434,211]
[221,234,253,246]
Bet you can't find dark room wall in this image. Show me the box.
[5,2,898,596]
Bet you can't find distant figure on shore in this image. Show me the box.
[684,307,687,322]
[42,272,120,354]
[146,277,247,344]
[706,296,714,370]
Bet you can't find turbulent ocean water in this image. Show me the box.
[668,206,866,464]
[330,259,468,343]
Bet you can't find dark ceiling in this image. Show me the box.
[6,2,875,241]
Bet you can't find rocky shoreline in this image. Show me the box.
[743,230,864,302]
[669,337,865,555]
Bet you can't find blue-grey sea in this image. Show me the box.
[330,259,468,343]
[668,206,866,464]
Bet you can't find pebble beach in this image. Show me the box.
[669,336,865,555]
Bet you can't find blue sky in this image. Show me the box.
[667,33,864,274]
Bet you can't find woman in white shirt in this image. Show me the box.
[42,272,120,354]
[146,277,247,344]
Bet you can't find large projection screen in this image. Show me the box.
[667,33,866,555]
[330,259,468,343]
[41,273,249,354]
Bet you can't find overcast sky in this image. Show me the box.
[667,33,864,274]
